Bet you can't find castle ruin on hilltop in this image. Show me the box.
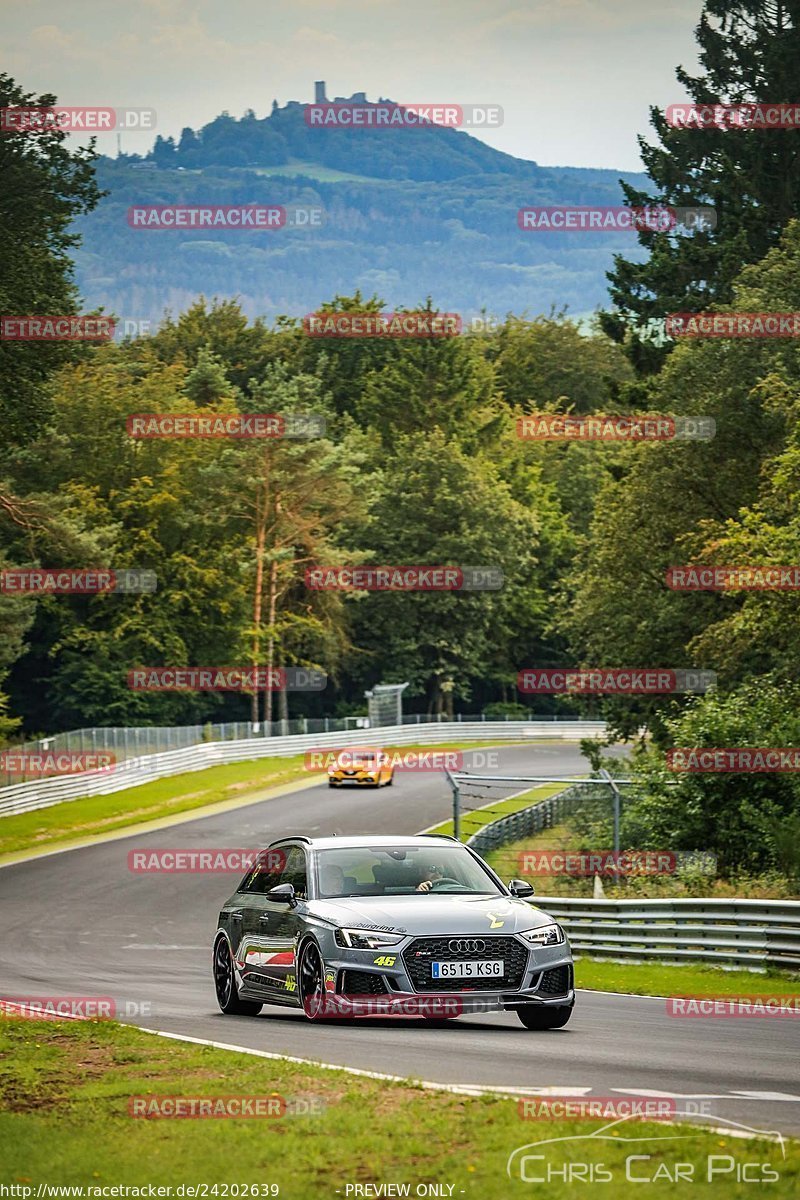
[313,82,391,105]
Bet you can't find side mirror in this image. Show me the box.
[508,878,534,898]
[268,883,297,907]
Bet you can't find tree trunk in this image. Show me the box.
[262,554,279,726]
[251,498,266,726]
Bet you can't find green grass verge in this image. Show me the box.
[248,160,378,182]
[426,782,569,841]
[0,756,309,860]
[0,740,525,861]
[1,1017,796,1195]
[483,815,799,901]
[575,958,800,996]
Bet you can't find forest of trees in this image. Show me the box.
[72,152,651,327]
[2,2,800,880]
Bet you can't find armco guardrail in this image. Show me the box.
[0,720,606,818]
[466,787,800,970]
[0,712,597,785]
[534,896,800,970]
[466,784,590,854]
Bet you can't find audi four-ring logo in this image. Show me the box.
[448,938,485,954]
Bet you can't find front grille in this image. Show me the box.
[403,936,528,992]
[537,964,572,996]
[340,970,389,996]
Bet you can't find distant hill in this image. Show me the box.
[146,88,541,183]
[72,87,651,326]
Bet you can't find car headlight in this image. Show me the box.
[520,923,564,946]
[335,928,405,949]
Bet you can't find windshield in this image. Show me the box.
[314,845,502,899]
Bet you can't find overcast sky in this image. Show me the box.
[5,0,705,171]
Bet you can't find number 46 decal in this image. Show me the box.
[373,954,397,966]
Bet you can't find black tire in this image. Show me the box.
[328,780,338,787]
[386,774,393,786]
[517,1002,574,1030]
[298,939,329,1021]
[213,936,262,1016]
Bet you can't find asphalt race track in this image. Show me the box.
[1,742,798,1136]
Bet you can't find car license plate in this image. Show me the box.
[431,960,503,979]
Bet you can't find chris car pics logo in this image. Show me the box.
[506,1113,785,1184]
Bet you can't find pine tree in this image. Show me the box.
[184,346,233,406]
[601,1,800,373]
[0,73,103,445]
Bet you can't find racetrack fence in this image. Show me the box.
[465,782,595,852]
[0,719,606,818]
[536,896,800,971]
[464,783,800,970]
[0,712,601,786]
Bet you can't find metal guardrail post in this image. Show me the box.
[444,767,461,842]
[599,768,622,856]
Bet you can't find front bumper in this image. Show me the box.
[328,774,379,785]
[320,932,573,1014]
[314,983,574,1018]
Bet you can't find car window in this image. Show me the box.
[280,845,308,899]
[315,846,502,898]
[240,859,284,895]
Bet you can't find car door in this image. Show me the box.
[235,854,286,995]
[240,845,308,999]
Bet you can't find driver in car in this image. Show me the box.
[320,864,346,896]
[416,864,445,892]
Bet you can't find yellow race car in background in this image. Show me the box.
[328,747,394,788]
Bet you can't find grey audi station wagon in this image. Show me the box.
[213,834,574,1029]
